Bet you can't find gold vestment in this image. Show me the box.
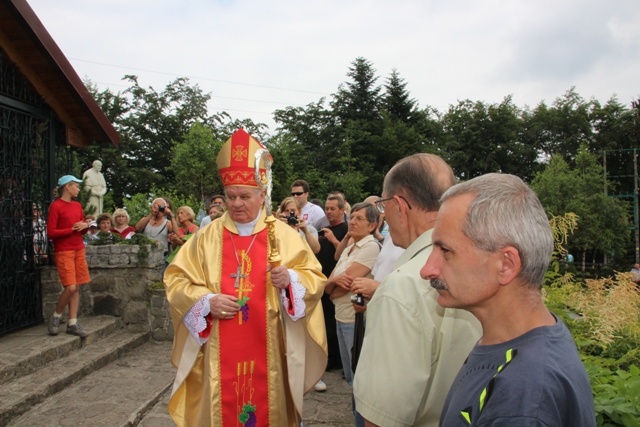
[165,210,327,426]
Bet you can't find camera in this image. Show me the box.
[285,210,299,226]
[351,293,365,306]
[159,205,166,213]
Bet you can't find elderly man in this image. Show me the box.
[82,160,107,215]
[353,154,481,427]
[164,129,327,426]
[421,173,595,426]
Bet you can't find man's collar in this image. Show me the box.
[234,210,262,236]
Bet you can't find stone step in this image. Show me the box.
[0,316,122,386]
[6,340,174,427]
[0,317,151,427]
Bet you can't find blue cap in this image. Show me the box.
[57,175,83,186]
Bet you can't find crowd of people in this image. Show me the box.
[45,128,598,426]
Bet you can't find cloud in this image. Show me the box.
[26,0,640,129]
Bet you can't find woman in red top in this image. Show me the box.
[46,175,91,338]
[168,205,199,249]
[111,208,136,239]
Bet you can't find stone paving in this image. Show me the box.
[140,368,354,427]
[4,328,354,427]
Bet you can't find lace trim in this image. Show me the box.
[281,269,306,321]
[183,294,216,345]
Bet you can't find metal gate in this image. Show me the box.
[0,48,66,336]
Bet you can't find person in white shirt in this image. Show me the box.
[291,179,329,230]
[199,202,224,228]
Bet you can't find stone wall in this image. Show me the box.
[42,244,173,340]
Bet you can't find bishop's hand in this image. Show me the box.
[268,265,290,289]
[209,294,240,319]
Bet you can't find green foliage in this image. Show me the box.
[79,77,230,206]
[87,230,122,245]
[531,88,593,160]
[585,358,640,427]
[148,281,165,290]
[123,187,200,226]
[157,187,201,221]
[532,148,630,265]
[439,96,540,181]
[80,57,640,259]
[382,69,419,123]
[123,193,153,225]
[543,213,579,286]
[169,122,224,203]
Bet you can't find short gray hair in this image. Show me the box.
[441,173,553,288]
[384,153,456,211]
[351,202,379,227]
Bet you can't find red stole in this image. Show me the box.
[219,229,269,426]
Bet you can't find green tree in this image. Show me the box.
[375,70,440,183]
[440,97,539,181]
[273,98,339,197]
[169,122,224,204]
[330,57,385,195]
[118,76,212,194]
[529,155,576,215]
[532,148,630,268]
[590,97,637,153]
[266,133,297,207]
[79,76,218,206]
[522,88,592,163]
[382,69,418,124]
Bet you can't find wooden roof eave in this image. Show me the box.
[0,0,120,148]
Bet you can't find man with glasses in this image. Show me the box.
[353,154,481,427]
[290,179,329,230]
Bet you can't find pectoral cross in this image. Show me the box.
[231,266,246,289]
[232,249,254,325]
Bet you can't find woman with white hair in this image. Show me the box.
[134,198,175,255]
[111,208,136,239]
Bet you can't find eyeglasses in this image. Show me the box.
[291,192,305,196]
[349,215,370,224]
[375,195,413,214]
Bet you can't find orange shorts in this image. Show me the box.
[54,249,90,286]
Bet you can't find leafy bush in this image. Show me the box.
[584,358,640,427]
[86,231,158,265]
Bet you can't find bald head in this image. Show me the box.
[363,195,379,206]
[383,153,456,212]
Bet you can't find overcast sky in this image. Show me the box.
[27,0,640,132]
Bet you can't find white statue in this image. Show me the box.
[82,160,107,215]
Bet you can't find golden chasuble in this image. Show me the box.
[165,211,327,427]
